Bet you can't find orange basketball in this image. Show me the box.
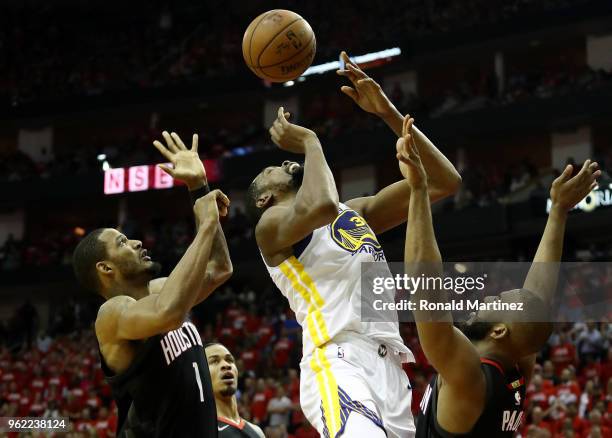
[242,10,316,83]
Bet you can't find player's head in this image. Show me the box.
[205,342,238,398]
[456,288,552,357]
[73,228,160,298]
[246,161,304,222]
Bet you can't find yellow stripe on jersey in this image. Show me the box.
[310,347,342,437]
[317,348,342,434]
[281,258,341,435]
[279,262,324,347]
[287,257,331,343]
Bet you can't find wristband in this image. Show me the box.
[189,183,210,206]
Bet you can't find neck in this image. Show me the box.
[475,343,516,371]
[105,281,150,301]
[216,395,240,423]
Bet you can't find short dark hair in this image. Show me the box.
[246,179,264,224]
[73,228,108,293]
[456,321,494,341]
[204,342,223,349]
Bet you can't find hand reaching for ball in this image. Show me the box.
[268,107,319,154]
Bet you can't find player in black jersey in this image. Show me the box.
[396,116,600,437]
[204,343,265,438]
[73,132,233,437]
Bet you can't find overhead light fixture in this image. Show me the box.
[301,47,402,77]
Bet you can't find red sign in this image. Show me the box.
[104,160,220,195]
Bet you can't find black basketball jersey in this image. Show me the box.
[416,358,526,438]
[100,320,217,438]
[217,417,261,438]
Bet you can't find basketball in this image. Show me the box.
[242,10,316,83]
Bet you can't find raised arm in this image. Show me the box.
[400,116,484,401]
[514,160,601,352]
[337,52,460,233]
[256,107,339,258]
[96,190,228,343]
[152,131,233,302]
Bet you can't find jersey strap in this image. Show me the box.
[218,416,246,430]
[480,358,525,390]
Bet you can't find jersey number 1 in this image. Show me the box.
[192,362,204,403]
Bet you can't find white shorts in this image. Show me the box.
[299,333,416,438]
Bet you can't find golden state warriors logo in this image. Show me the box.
[330,210,383,257]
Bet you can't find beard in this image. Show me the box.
[146,261,162,277]
[121,259,162,284]
[455,320,493,341]
[220,386,237,397]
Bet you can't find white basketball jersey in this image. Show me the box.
[264,203,413,361]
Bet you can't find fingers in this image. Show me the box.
[575,159,600,181]
[170,132,188,151]
[402,115,410,137]
[269,125,281,146]
[153,140,174,162]
[340,86,359,102]
[277,106,289,127]
[213,189,230,217]
[157,164,175,177]
[191,134,199,153]
[162,131,180,153]
[271,107,291,146]
[347,63,367,79]
[336,51,367,82]
[214,190,230,207]
[555,164,573,184]
[396,139,409,163]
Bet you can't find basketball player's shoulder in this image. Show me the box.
[256,205,288,232]
[95,296,135,342]
[247,421,265,438]
[255,205,290,246]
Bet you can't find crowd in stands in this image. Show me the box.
[2,62,610,185]
[1,285,611,437]
[0,0,594,106]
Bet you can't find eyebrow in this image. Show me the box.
[115,234,126,245]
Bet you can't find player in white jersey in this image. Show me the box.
[246,54,460,438]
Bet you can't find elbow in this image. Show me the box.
[445,172,462,196]
[217,263,233,285]
[436,172,462,199]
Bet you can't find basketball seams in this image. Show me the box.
[259,43,316,79]
[258,33,315,69]
[248,10,276,69]
[255,17,303,68]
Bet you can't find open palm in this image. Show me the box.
[153,131,206,188]
[336,51,393,115]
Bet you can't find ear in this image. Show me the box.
[489,323,508,340]
[96,261,113,276]
[256,192,273,209]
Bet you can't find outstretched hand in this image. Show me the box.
[336,51,394,116]
[396,116,427,189]
[550,160,601,211]
[153,131,206,190]
[269,106,319,154]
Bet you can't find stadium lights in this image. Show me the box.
[298,47,402,78]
